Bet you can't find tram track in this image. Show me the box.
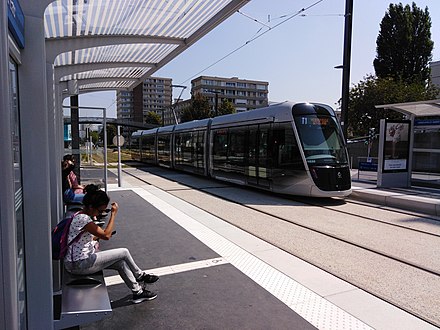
[122,167,440,326]
[223,199,440,277]
[123,167,440,276]
[286,196,440,238]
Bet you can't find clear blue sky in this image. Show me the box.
[76,0,440,118]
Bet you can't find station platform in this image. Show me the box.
[80,169,438,330]
[350,171,440,217]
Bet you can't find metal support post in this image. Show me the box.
[340,0,353,141]
[103,107,108,193]
[117,125,122,187]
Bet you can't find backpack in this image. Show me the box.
[52,211,83,260]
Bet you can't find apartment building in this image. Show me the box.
[191,76,269,113]
[116,90,135,121]
[116,77,172,123]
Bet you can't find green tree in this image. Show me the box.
[348,75,439,137]
[90,130,99,144]
[373,2,433,84]
[217,100,236,116]
[180,93,212,123]
[145,111,162,126]
[99,124,117,145]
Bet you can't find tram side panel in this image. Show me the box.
[209,122,312,195]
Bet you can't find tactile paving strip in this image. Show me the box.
[124,187,373,330]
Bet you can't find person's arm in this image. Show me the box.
[84,202,118,240]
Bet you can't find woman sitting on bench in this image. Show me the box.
[62,155,85,204]
[63,187,159,304]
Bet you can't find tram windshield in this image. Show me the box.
[294,115,348,165]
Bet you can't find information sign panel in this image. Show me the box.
[382,120,411,172]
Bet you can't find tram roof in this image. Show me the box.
[44,0,249,94]
[375,99,440,117]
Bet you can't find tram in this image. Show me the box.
[130,101,351,197]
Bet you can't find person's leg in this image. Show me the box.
[92,248,144,291]
[66,248,144,291]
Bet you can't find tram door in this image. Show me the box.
[247,124,271,188]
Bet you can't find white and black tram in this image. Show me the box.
[130,101,351,197]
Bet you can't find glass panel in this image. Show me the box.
[9,57,27,329]
[272,123,304,170]
[157,134,171,166]
[196,131,205,169]
[257,124,272,184]
[258,124,270,169]
[140,135,155,163]
[212,129,228,171]
[248,126,257,167]
[294,115,348,166]
[174,134,183,165]
[228,127,246,175]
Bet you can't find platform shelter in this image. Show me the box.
[0,1,249,328]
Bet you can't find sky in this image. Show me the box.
[74,0,440,118]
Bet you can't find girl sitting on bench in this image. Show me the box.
[63,187,159,304]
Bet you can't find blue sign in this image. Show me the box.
[358,162,378,172]
[7,0,25,49]
[415,119,440,126]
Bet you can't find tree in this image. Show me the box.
[217,100,236,116]
[373,2,433,84]
[90,130,99,145]
[99,124,117,145]
[180,93,212,123]
[145,111,162,126]
[348,75,439,137]
[347,2,438,138]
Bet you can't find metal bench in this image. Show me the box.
[53,269,112,329]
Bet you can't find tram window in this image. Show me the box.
[213,129,228,169]
[259,124,271,168]
[273,123,304,170]
[228,128,245,162]
[141,135,155,162]
[196,131,205,168]
[174,134,182,164]
[158,135,171,164]
[182,132,193,166]
[248,126,258,166]
[294,115,348,165]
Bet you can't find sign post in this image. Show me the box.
[113,126,125,187]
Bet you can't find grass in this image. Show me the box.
[80,149,132,166]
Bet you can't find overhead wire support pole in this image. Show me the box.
[340,0,354,142]
[171,84,187,125]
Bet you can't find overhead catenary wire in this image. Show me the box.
[180,0,326,84]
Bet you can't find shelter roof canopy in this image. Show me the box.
[44,0,249,92]
[376,99,440,117]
